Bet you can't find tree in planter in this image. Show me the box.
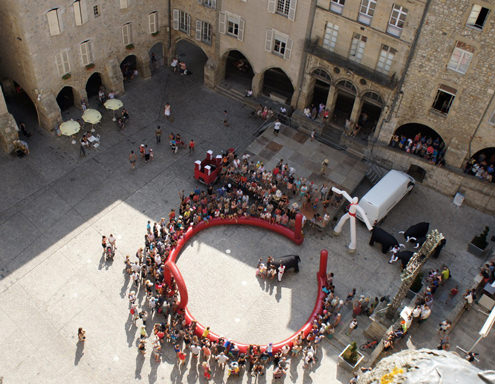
[471,226,490,250]
[343,342,359,365]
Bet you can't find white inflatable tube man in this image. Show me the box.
[332,187,373,252]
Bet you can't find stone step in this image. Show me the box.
[215,84,258,110]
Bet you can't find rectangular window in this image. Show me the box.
[199,0,216,8]
[432,87,456,115]
[277,0,290,16]
[359,0,376,25]
[227,15,239,37]
[148,12,158,34]
[93,5,100,17]
[74,1,83,25]
[122,23,132,45]
[330,0,345,15]
[273,36,287,56]
[376,44,396,74]
[56,50,71,76]
[466,5,489,29]
[47,9,61,36]
[447,41,474,74]
[179,10,190,34]
[120,0,128,9]
[196,21,212,44]
[387,4,407,37]
[322,22,339,52]
[349,33,366,63]
[80,40,94,66]
[265,30,292,59]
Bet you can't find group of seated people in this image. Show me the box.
[389,132,446,166]
[464,153,495,182]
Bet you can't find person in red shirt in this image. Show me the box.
[188,139,195,153]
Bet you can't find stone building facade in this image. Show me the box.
[0,0,169,130]
[377,0,495,169]
[299,0,428,139]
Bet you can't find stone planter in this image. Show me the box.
[467,242,491,258]
[338,344,364,371]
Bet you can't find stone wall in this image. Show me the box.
[378,0,495,168]
[372,144,495,214]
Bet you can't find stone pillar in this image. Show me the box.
[252,72,264,97]
[103,58,125,95]
[36,92,62,131]
[326,86,338,115]
[0,85,19,153]
[73,88,87,110]
[204,58,218,89]
[0,85,8,115]
[349,95,362,124]
[444,138,467,168]
[296,75,315,110]
[138,53,152,80]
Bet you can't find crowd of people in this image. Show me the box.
[117,151,370,379]
[389,132,446,166]
[464,152,495,182]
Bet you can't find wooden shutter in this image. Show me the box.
[187,14,191,35]
[267,0,276,13]
[47,9,61,36]
[80,0,88,23]
[284,38,293,59]
[62,50,70,73]
[265,29,273,52]
[238,18,245,41]
[80,41,89,65]
[172,9,179,30]
[219,11,226,34]
[288,0,297,21]
[149,12,158,34]
[195,20,202,40]
[467,5,481,25]
[122,24,131,45]
[56,53,64,76]
[74,1,83,26]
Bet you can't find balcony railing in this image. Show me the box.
[305,39,398,89]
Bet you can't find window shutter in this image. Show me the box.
[288,0,297,21]
[80,42,88,65]
[187,14,191,35]
[120,0,128,8]
[172,9,179,30]
[149,12,157,34]
[74,1,83,26]
[238,18,245,41]
[265,29,273,51]
[219,11,226,34]
[122,24,131,45]
[267,0,276,13]
[80,0,88,23]
[196,20,202,40]
[62,50,70,73]
[56,53,64,76]
[284,38,293,59]
[211,0,216,9]
[47,9,61,36]
[467,5,481,25]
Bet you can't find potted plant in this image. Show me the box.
[62,73,71,80]
[151,31,159,37]
[126,43,135,50]
[338,342,364,370]
[468,226,491,257]
[85,63,95,70]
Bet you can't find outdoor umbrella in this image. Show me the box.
[59,119,80,136]
[82,109,102,125]
[104,99,124,121]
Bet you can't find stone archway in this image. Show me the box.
[392,123,446,164]
[358,91,384,137]
[120,55,138,83]
[174,39,208,82]
[149,42,164,73]
[310,68,332,108]
[56,86,76,111]
[332,80,357,126]
[2,80,39,130]
[465,147,495,181]
[262,67,294,104]
[85,72,103,100]
[223,50,254,91]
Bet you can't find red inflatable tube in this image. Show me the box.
[165,215,328,354]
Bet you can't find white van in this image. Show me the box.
[357,170,415,226]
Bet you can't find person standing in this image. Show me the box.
[273,119,281,135]
[223,110,229,127]
[320,159,329,176]
[345,317,358,336]
[189,139,195,153]
[78,328,86,342]
[129,150,137,169]
[164,103,172,121]
[108,234,116,251]
[155,126,162,144]
[80,135,88,157]
[144,145,151,163]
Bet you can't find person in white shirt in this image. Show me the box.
[216,352,229,369]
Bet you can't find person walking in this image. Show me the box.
[129,150,137,169]
[189,139,195,154]
[144,145,151,163]
[345,317,358,336]
[155,126,162,144]
[80,135,88,157]
[274,119,281,135]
